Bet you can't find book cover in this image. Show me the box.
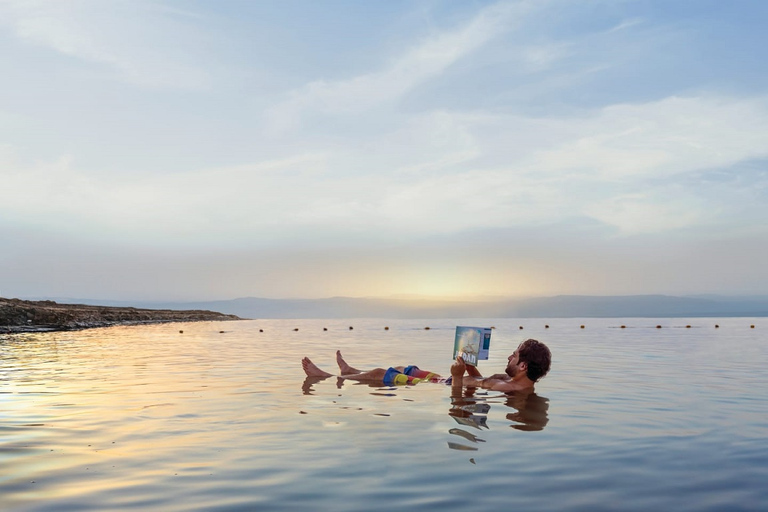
[453,326,492,367]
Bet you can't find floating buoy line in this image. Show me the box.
[251,323,757,332]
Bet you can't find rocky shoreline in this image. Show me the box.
[1,298,243,333]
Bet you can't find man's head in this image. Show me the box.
[506,339,551,382]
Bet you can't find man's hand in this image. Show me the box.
[450,356,467,378]
[466,364,482,378]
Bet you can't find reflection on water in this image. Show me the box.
[505,391,550,431]
[448,392,491,431]
[301,376,325,395]
[3,318,768,511]
[446,388,550,452]
[303,373,550,453]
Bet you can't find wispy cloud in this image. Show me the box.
[583,193,707,234]
[266,1,537,131]
[0,0,209,89]
[529,96,768,178]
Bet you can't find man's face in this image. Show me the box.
[505,349,524,378]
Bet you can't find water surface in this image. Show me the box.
[2,318,766,511]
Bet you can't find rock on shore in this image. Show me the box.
[1,298,242,333]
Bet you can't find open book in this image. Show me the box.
[452,326,492,367]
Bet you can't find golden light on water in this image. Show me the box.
[3,318,768,510]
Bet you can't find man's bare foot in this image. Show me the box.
[336,350,362,375]
[302,357,333,378]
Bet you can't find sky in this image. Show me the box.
[1,0,768,301]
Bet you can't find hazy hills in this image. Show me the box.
[27,294,768,319]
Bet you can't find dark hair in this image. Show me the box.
[518,339,551,382]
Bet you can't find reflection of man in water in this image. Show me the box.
[504,391,550,431]
[448,389,550,432]
[301,339,551,392]
[447,388,550,454]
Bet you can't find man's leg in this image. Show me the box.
[301,353,424,385]
[302,357,334,378]
[337,368,389,381]
[301,354,388,381]
[336,350,363,375]
[403,365,441,380]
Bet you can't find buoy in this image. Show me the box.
[751,325,755,328]
[715,324,719,328]
[323,327,327,331]
[580,325,585,329]
[545,325,549,329]
[656,325,662,329]
[179,330,184,334]
[424,327,430,330]
[620,325,626,329]
[686,325,691,328]
[384,326,389,330]
[519,326,523,330]
[293,328,299,331]
[349,326,353,330]
[259,329,263,333]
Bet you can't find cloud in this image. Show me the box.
[2,2,767,243]
[265,1,537,131]
[607,18,645,34]
[4,93,767,242]
[323,94,768,235]
[532,96,768,180]
[582,193,706,234]
[0,0,209,89]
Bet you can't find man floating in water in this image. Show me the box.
[301,338,552,392]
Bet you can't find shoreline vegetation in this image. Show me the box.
[1,297,242,334]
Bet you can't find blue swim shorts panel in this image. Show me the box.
[383,367,402,386]
[403,365,419,376]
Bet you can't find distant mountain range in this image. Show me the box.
[22,294,768,319]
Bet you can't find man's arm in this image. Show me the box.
[476,378,519,392]
[466,364,483,378]
[450,357,515,391]
[450,357,469,391]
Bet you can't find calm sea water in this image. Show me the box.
[2,318,766,511]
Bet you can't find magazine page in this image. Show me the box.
[453,326,491,366]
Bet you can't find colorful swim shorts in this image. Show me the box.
[382,367,411,386]
[382,365,451,386]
